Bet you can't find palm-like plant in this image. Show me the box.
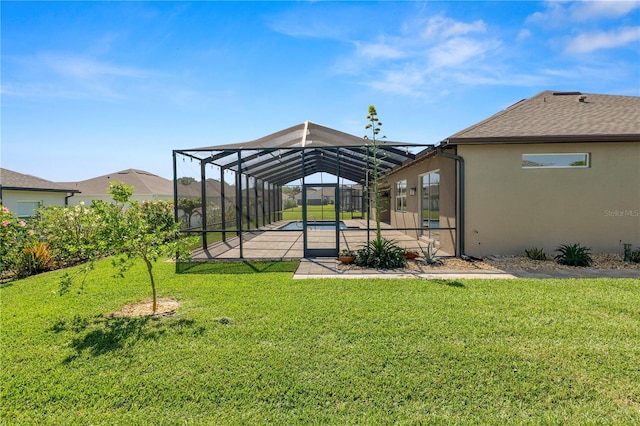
[555,243,593,267]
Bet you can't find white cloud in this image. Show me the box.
[527,0,640,26]
[517,29,532,41]
[41,54,147,79]
[2,53,164,102]
[369,67,427,97]
[420,16,486,39]
[335,13,504,97]
[525,1,569,27]
[570,0,640,21]
[565,26,640,53]
[428,37,500,69]
[354,41,406,60]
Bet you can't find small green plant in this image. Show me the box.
[525,247,547,261]
[555,243,593,267]
[355,238,405,269]
[340,249,355,257]
[630,247,640,263]
[419,242,444,266]
[20,242,53,276]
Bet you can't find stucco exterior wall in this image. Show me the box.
[458,142,640,256]
[1,190,69,216]
[67,194,173,206]
[387,154,457,256]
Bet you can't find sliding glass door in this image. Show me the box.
[420,171,440,243]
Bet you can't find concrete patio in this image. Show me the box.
[190,219,442,260]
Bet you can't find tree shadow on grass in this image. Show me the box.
[429,278,466,288]
[58,315,203,364]
[176,260,299,274]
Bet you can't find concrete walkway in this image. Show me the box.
[293,258,640,280]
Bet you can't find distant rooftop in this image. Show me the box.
[61,169,174,196]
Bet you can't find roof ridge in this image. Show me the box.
[446,90,640,143]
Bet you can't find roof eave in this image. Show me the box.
[1,187,81,193]
[446,134,640,145]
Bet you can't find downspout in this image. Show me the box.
[64,191,76,206]
[436,145,465,257]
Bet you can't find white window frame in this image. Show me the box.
[522,153,590,169]
[16,201,42,218]
[395,180,407,212]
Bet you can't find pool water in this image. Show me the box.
[280,221,348,230]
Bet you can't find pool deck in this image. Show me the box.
[191,219,437,260]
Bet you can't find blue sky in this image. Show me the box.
[2,1,639,182]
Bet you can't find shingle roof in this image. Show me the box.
[176,179,235,198]
[0,168,79,193]
[447,91,640,144]
[61,169,173,196]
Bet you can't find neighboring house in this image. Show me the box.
[385,91,640,256]
[0,168,80,217]
[294,187,324,206]
[290,186,350,207]
[62,169,174,206]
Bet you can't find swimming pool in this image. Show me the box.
[279,221,348,230]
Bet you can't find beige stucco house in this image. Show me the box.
[0,168,80,217]
[384,91,640,257]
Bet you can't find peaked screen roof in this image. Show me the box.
[176,121,430,185]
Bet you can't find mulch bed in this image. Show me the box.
[339,253,640,272]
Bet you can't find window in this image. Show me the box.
[522,153,590,168]
[396,180,407,212]
[16,201,41,218]
[421,171,440,238]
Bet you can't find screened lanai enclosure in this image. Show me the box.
[173,121,432,259]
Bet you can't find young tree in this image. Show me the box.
[177,197,202,227]
[54,182,189,313]
[105,183,188,313]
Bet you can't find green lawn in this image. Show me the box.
[283,205,366,221]
[2,259,639,424]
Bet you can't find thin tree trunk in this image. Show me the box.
[144,257,157,313]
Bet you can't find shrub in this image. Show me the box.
[630,247,640,263]
[525,247,547,261]
[1,205,37,278]
[34,203,108,265]
[21,242,53,276]
[354,238,405,269]
[283,199,298,210]
[555,243,593,267]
